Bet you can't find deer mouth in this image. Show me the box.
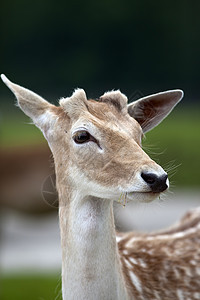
[127,191,161,203]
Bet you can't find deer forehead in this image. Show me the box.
[70,105,142,143]
[58,90,142,142]
[59,88,134,130]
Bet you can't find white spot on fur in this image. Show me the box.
[174,268,181,279]
[177,289,184,300]
[190,260,196,265]
[116,236,123,243]
[129,257,138,265]
[129,271,142,293]
[126,237,136,247]
[139,259,147,268]
[124,258,133,269]
[187,268,193,276]
[141,248,147,253]
[194,292,200,299]
[196,267,200,276]
[154,291,161,300]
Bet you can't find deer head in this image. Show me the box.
[1,74,183,205]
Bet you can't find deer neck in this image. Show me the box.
[59,189,128,300]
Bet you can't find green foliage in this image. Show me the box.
[1,273,62,300]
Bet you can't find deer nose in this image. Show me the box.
[141,172,168,193]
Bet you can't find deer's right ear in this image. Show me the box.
[1,74,58,138]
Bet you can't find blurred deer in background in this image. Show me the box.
[2,74,200,300]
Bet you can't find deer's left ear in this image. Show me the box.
[127,90,184,133]
[1,74,58,138]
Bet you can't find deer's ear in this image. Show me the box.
[128,90,183,133]
[1,74,58,138]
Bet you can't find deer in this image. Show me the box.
[1,74,200,300]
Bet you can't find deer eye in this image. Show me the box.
[73,131,92,144]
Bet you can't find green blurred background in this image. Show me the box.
[0,1,200,299]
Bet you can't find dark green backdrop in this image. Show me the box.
[1,0,200,102]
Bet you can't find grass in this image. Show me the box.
[1,273,62,300]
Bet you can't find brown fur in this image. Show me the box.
[118,208,200,299]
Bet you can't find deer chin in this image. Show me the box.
[127,191,161,203]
